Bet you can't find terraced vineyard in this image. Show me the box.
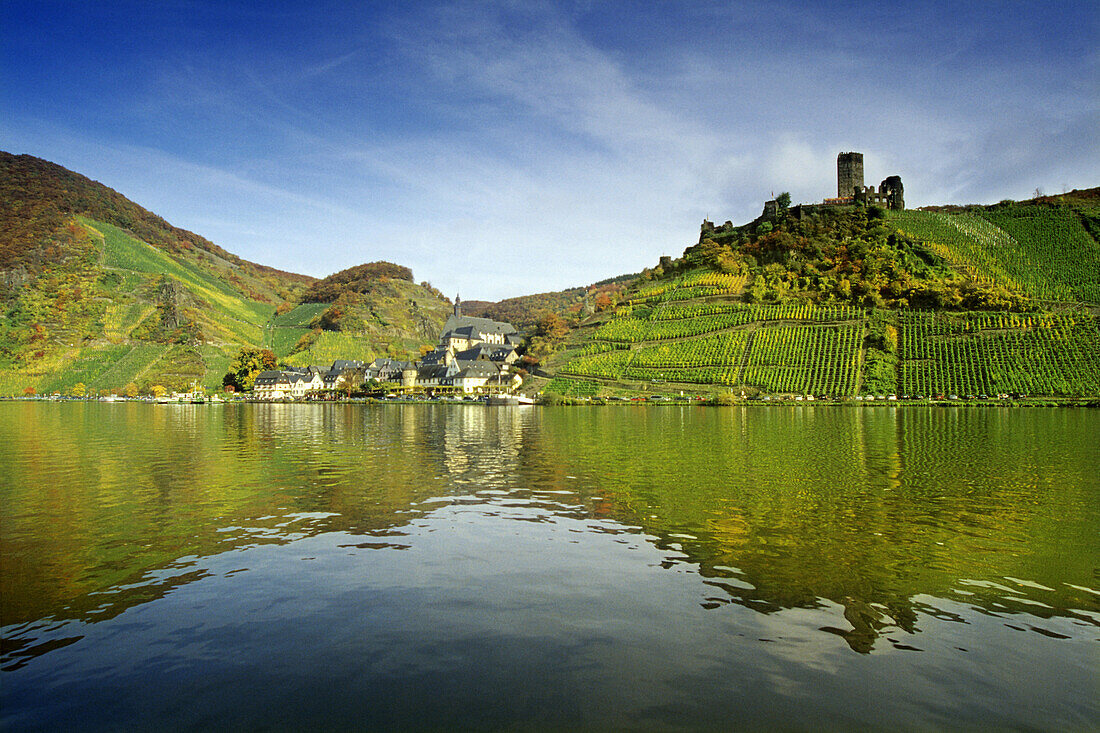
[551,238,1100,398]
[82,217,272,345]
[281,330,379,367]
[898,311,1100,396]
[740,324,863,395]
[622,271,747,306]
[890,206,1100,303]
[558,280,870,394]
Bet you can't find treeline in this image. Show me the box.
[683,205,1032,311]
[300,261,414,302]
[465,278,637,334]
[464,288,586,332]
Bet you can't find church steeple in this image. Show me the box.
[454,294,462,317]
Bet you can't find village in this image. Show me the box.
[252,298,526,401]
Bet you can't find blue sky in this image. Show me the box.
[3,1,1097,300]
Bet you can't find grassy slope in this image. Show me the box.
[85,217,272,343]
[549,195,1100,398]
[0,217,451,393]
[0,152,323,394]
[0,214,276,394]
[270,280,452,367]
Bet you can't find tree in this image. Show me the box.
[537,313,569,340]
[124,382,139,398]
[151,384,167,398]
[776,192,791,217]
[224,346,277,392]
[23,386,35,396]
[69,382,86,398]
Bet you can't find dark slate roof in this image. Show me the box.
[454,345,493,361]
[255,370,317,385]
[456,361,500,379]
[371,358,414,371]
[333,359,366,371]
[420,349,448,365]
[417,364,451,379]
[441,313,518,339]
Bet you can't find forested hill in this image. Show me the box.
[0,153,446,395]
[547,190,1100,399]
[0,152,312,289]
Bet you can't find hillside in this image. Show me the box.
[269,266,451,366]
[0,153,447,394]
[463,274,638,335]
[547,191,1100,399]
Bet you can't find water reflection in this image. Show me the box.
[539,406,1100,650]
[2,403,1098,673]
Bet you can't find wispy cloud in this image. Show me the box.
[4,0,1096,299]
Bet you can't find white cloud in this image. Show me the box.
[5,1,1096,300]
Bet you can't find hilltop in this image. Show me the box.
[0,153,451,394]
[269,263,451,367]
[546,189,1100,399]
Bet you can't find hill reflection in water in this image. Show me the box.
[1,402,1097,730]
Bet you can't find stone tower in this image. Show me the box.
[837,152,864,198]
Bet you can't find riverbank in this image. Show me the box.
[4,394,1099,407]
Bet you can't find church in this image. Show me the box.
[408,297,524,393]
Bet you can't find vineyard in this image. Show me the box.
[889,207,1100,303]
[623,271,746,306]
[559,295,870,394]
[898,311,1100,396]
[740,324,863,395]
[548,199,1100,399]
[553,258,1100,397]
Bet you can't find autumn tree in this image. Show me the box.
[223,346,277,392]
[537,313,569,340]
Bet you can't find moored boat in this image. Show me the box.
[486,394,536,406]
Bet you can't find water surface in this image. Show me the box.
[2,403,1097,730]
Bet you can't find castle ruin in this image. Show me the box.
[825,152,904,210]
[837,152,864,199]
[750,151,903,225]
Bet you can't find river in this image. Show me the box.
[1,402,1097,731]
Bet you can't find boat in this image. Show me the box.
[486,394,536,406]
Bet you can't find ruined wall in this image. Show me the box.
[880,175,904,210]
[699,219,735,242]
[853,177,905,210]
